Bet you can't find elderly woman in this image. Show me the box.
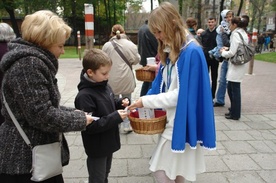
[0,10,93,183]
[0,23,16,125]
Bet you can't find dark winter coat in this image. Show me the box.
[0,41,8,125]
[201,28,218,61]
[137,23,158,66]
[74,70,125,158]
[0,38,87,175]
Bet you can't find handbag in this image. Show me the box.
[229,32,255,65]
[3,94,63,182]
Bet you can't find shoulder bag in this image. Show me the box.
[111,40,132,70]
[3,94,63,182]
[111,40,136,86]
[229,32,255,65]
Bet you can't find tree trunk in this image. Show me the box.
[220,0,225,22]
[237,0,244,16]
[3,0,20,37]
[197,0,201,28]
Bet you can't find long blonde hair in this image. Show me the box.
[148,2,187,65]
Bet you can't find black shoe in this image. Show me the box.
[225,115,239,120]
[213,102,224,107]
[225,112,231,116]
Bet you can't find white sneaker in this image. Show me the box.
[123,126,133,133]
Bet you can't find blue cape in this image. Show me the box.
[147,41,216,152]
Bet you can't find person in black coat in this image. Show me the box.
[137,20,158,96]
[74,48,129,183]
[201,17,219,99]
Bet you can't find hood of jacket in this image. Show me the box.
[0,38,58,74]
[77,69,108,91]
[221,9,230,21]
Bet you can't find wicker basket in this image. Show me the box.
[135,67,155,82]
[128,110,166,135]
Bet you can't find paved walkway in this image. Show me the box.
[57,58,276,183]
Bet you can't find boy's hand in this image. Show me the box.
[118,109,128,120]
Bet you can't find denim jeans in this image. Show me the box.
[215,60,228,105]
[227,81,241,119]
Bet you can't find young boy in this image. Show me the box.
[208,10,234,61]
[74,48,129,183]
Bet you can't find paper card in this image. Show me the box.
[138,108,155,119]
[146,57,156,65]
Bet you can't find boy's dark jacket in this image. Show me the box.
[74,70,126,157]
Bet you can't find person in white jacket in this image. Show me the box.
[220,16,250,120]
[102,24,140,132]
[128,2,216,182]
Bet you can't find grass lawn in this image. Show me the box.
[61,46,276,64]
[254,52,276,63]
[60,46,102,59]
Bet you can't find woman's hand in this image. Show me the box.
[117,109,128,120]
[143,64,157,72]
[128,98,143,111]
[85,114,94,126]
[220,47,229,53]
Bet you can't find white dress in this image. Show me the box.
[142,62,206,181]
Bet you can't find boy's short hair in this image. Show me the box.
[82,48,112,72]
[208,17,217,21]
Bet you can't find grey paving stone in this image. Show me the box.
[222,154,261,171]
[214,121,230,131]
[128,159,152,176]
[224,131,255,141]
[224,171,266,183]
[205,156,229,172]
[110,159,128,177]
[245,121,275,130]
[250,154,276,170]
[222,141,256,154]
[257,170,276,183]
[224,121,252,130]
[245,114,271,122]
[116,176,155,183]
[126,133,157,145]
[216,131,230,141]
[114,145,142,159]
[247,141,274,153]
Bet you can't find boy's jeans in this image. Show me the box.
[215,60,228,105]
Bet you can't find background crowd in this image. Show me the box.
[0,2,275,183]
